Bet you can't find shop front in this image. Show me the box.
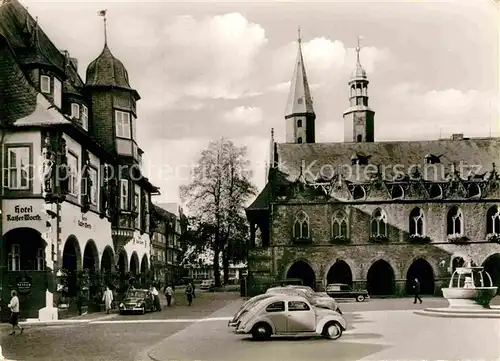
[1,198,50,320]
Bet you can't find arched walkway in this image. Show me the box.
[62,236,82,297]
[83,240,99,271]
[130,252,139,276]
[286,260,316,289]
[326,260,353,286]
[483,253,500,294]
[141,254,149,274]
[3,228,46,271]
[117,249,128,274]
[366,260,395,296]
[406,258,435,295]
[101,246,114,272]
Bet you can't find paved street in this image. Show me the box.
[0,293,499,361]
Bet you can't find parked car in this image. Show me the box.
[265,286,342,314]
[200,279,216,290]
[325,283,370,302]
[228,293,276,327]
[272,278,304,287]
[118,289,155,314]
[234,294,347,340]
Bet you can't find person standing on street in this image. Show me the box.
[165,285,174,307]
[8,290,23,335]
[102,286,113,314]
[185,282,194,306]
[413,278,422,304]
[151,285,161,311]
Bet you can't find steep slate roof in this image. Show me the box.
[247,182,271,210]
[275,138,500,183]
[284,39,314,117]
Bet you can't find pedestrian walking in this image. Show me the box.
[165,285,174,307]
[185,282,194,306]
[102,286,114,314]
[413,278,422,304]
[8,290,23,335]
[150,285,161,311]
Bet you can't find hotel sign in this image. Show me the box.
[5,205,42,222]
[77,215,92,230]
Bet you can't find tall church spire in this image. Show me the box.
[285,27,316,144]
[343,36,375,143]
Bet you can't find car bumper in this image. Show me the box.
[235,328,247,334]
[228,321,238,327]
[120,306,143,312]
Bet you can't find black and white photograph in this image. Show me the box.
[0,0,499,360]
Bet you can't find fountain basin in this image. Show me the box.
[442,287,498,308]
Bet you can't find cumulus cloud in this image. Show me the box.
[161,13,268,100]
[269,37,389,92]
[383,83,498,139]
[223,106,264,125]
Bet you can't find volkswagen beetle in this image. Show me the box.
[235,294,347,340]
[228,293,276,327]
[265,286,342,314]
[118,289,155,314]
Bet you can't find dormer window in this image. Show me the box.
[53,78,62,108]
[82,105,89,131]
[71,103,80,119]
[116,110,131,139]
[40,75,51,94]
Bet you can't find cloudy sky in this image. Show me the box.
[21,0,499,207]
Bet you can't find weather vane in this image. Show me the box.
[298,26,301,43]
[98,9,108,45]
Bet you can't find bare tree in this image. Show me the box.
[180,138,256,287]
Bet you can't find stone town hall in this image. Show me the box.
[245,35,500,296]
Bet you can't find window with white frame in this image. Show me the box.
[120,179,129,210]
[132,115,137,140]
[36,248,45,271]
[40,75,51,93]
[8,244,20,271]
[487,206,500,234]
[67,152,79,196]
[71,103,80,119]
[88,167,98,205]
[6,146,30,190]
[53,77,62,108]
[134,184,141,228]
[115,110,131,139]
[447,206,463,235]
[82,105,89,131]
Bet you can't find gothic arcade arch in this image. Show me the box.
[117,249,128,274]
[482,253,500,293]
[130,252,140,276]
[83,240,99,271]
[366,259,395,295]
[285,259,316,289]
[325,260,353,286]
[405,258,435,295]
[100,246,115,272]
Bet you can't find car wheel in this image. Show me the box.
[251,323,272,340]
[141,305,146,315]
[356,295,365,302]
[322,321,343,340]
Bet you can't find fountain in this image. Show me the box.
[415,260,500,318]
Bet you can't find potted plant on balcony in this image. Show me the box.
[330,235,350,244]
[407,234,431,243]
[486,233,500,243]
[447,234,469,244]
[369,234,388,243]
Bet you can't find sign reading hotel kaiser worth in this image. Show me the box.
[2,199,45,234]
[16,274,33,295]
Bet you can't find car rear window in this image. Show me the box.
[266,301,285,312]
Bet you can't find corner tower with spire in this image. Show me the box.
[343,36,375,143]
[285,28,316,144]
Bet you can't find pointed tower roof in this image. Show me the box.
[351,36,367,81]
[285,28,314,118]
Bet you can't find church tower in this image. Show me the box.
[285,28,316,144]
[343,37,375,143]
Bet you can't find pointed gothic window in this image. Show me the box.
[332,211,349,238]
[391,185,404,199]
[409,207,424,236]
[293,211,309,239]
[352,185,366,200]
[297,137,303,144]
[371,208,387,237]
[429,184,442,198]
[486,206,500,234]
[447,206,463,235]
[297,119,302,127]
[357,134,362,142]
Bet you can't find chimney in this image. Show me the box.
[70,57,78,71]
[451,133,464,140]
